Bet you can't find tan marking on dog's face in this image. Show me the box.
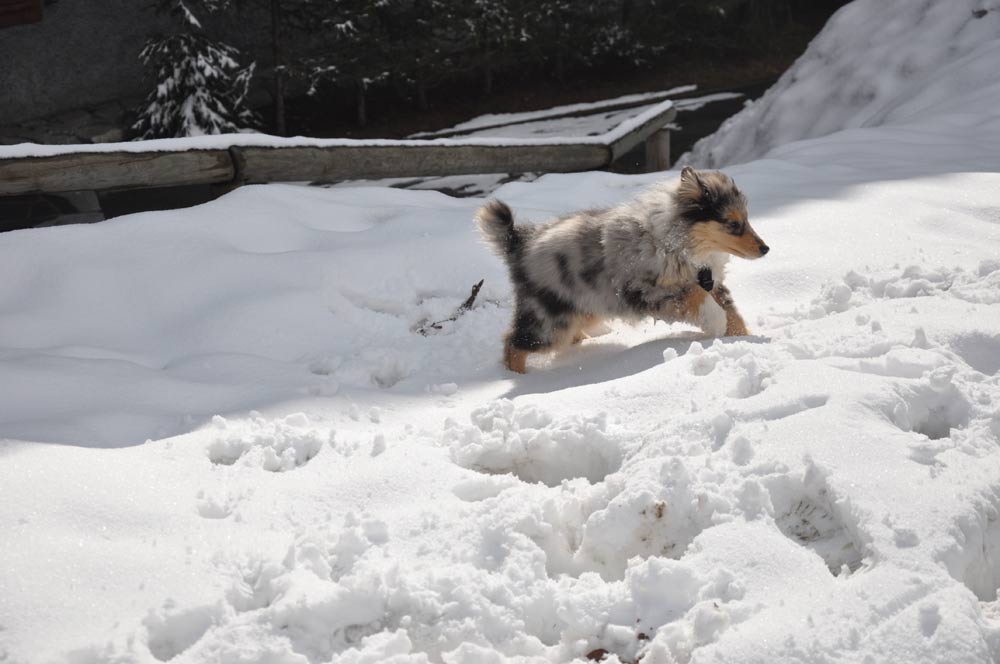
[691,218,769,260]
[723,208,746,224]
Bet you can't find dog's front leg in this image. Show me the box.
[710,283,750,336]
[674,287,728,337]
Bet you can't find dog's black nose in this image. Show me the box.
[759,244,770,256]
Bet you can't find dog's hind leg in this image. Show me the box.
[502,306,556,373]
[568,314,601,344]
[503,341,531,373]
[711,284,750,336]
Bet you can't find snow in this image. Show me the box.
[409,93,740,143]
[3,2,1000,663]
[410,86,698,137]
[682,0,1000,169]
[410,89,741,142]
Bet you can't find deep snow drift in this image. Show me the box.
[3,2,1000,663]
[683,0,1000,168]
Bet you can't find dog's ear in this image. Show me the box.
[681,166,700,185]
[678,166,707,202]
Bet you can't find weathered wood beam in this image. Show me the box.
[607,106,677,163]
[644,128,672,172]
[0,100,676,195]
[412,89,688,139]
[0,149,234,195]
[237,143,611,184]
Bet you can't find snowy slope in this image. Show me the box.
[682,0,1000,168]
[3,4,1000,664]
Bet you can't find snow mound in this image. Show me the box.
[206,412,325,471]
[683,0,1000,167]
[447,400,621,487]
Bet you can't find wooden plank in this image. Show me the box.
[644,129,672,172]
[0,102,672,195]
[413,92,683,140]
[0,149,235,195]
[607,105,677,162]
[238,142,611,183]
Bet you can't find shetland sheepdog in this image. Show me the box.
[476,166,768,373]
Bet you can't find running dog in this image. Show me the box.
[476,166,768,373]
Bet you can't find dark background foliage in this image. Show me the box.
[162,0,851,138]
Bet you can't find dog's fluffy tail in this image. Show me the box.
[476,199,521,260]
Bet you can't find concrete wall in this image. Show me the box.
[0,0,172,124]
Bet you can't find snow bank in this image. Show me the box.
[3,152,1000,664]
[682,0,1000,168]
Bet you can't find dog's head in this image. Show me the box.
[676,166,769,260]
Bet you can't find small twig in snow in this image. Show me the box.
[415,280,484,336]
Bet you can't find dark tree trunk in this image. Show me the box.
[483,41,493,96]
[416,75,428,111]
[356,80,367,127]
[621,0,634,25]
[270,0,287,136]
[554,17,566,85]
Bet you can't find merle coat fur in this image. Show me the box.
[477,167,768,372]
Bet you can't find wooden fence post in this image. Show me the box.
[644,128,671,172]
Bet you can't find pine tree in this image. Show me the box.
[306,0,395,128]
[460,0,523,96]
[380,0,464,112]
[525,1,655,76]
[132,0,258,139]
[244,0,325,136]
[527,0,573,83]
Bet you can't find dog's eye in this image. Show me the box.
[726,220,743,234]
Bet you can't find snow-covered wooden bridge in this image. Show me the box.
[0,100,676,196]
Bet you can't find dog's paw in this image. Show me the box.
[697,268,714,292]
[726,317,750,337]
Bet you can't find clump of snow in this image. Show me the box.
[205,412,325,471]
[447,400,621,487]
[683,0,1000,167]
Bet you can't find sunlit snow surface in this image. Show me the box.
[682,0,1000,169]
[3,2,1000,663]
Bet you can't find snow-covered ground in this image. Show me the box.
[682,0,1000,169]
[3,1,1000,663]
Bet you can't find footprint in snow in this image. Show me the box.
[776,496,864,576]
[206,414,325,472]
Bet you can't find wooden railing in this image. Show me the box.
[0,100,676,196]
